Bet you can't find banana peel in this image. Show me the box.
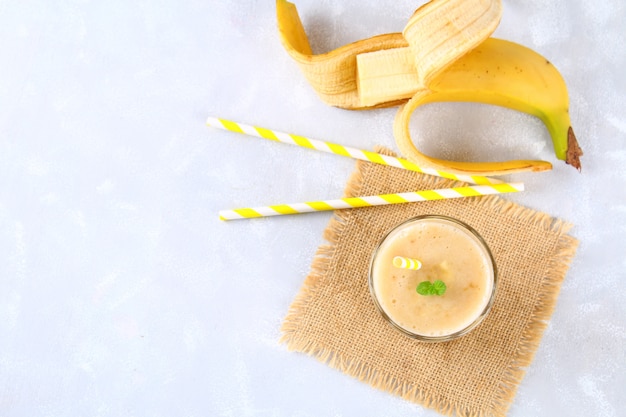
[364,38,581,174]
[276,0,408,109]
[276,0,583,175]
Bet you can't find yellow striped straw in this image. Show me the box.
[218,182,524,221]
[207,117,502,185]
[393,256,422,270]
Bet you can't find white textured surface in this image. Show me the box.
[1,1,625,416]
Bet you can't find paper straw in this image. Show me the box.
[207,116,502,185]
[218,182,524,221]
[393,256,422,270]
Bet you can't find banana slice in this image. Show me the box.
[357,47,425,107]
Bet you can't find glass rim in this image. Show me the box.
[368,214,498,342]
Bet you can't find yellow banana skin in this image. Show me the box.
[276,0,409,109]
[394,88,554,176]
[390,38,582,174]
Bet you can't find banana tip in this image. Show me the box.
[566,127,583,172]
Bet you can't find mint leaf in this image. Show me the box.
[416,280,447,296]
[432,280,447,295]
[416,281,432,295]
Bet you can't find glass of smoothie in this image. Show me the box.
[368,215,497,342]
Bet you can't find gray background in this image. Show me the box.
[1,0,624,416]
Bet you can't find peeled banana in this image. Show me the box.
[276,0,583,175]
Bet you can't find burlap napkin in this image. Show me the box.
[281,147,579,417]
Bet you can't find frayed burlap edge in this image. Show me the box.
[280,147,579,417]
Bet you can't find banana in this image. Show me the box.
[276,0,583,175]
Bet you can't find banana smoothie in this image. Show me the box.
[369,215,497,341]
